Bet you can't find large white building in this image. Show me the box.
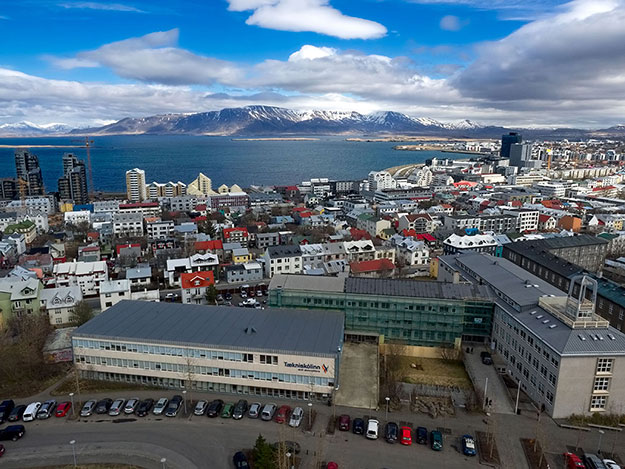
[53,261,109,296]
[126,168,147,202]
[112,213,144,238]
[368,171,397,191]
[71,300,344,400]
[262,245,303,278]
[166,253,219,287]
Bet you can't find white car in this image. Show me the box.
[124,398,140,414]
[153,398,169,415]
[108,399,126,416]
[22,402,42,422]
[366,419,379,440]
[604,460,622,469]
[288,407,304,428]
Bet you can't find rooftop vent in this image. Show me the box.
[530,311,537,315]
[548,324,557,329]
[608,334,616,340]
[244,327,257,335]
[592,335,598,341]
[542,319,550,324]
[536,315,544,319]
[578,334,586,341]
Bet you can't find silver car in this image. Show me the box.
[36,400,57,420]
[108,398,126,416]
[124,398,140,414]
[261,403,277,421]
[288,407,304,427]
[194,400,208,416]
[153,398,168,415]
[248,402,261,419]
[80,400,97,417]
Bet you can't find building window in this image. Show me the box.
[596,358,614,374]
[593,377,610,392]
[590,395,608,411]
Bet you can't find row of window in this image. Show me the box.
[73,338,278,365]
[75,355,332,386]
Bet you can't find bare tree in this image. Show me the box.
[382,342,408,406]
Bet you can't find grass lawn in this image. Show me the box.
[398,357,472,389]
[51,378,159,396]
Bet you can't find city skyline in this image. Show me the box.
[1,0,625,128]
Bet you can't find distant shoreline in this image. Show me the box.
[231,137,319,141]
[0,144,83,148]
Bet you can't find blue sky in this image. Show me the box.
[1,0,624,127]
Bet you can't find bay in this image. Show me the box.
[0,135,471,193]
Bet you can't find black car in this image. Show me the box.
[165,395,183,417]
[385,422,399,443]
[416,426,428,445]
[0,425,25,441]
[207,399,224,418]
[136,398,154,417]
[225,293,233,301]
[95,398,113,414]
[352,418,365,435]
[7,405,26,423]
[233,451,249,469]
[0,400,15,424]
[480,351,493,365]
[232,400,248,420]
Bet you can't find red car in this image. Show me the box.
[338,414,351,431]
[400,426,412,445]
[563,453,585,469]
[274,405,291,424]
[55,401,72,418]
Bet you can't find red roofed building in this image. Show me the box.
[538,214,557,231]
[195,240,223,253]
[591,185,618,197]
[349,227,372,241]
[222,227,249,247]
[349,258,395,278]
[180,271,215,305]
[397,213,434,234]
[116,243,141,256]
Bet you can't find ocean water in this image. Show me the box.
[0,135,472,192]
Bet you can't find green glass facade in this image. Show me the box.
[269,288,493,347]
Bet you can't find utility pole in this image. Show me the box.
[483,377,489,411]
[514,381,521,414]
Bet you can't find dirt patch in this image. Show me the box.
[476,431,501,467]
[410,395,455,418]
[399,357,472,389]
[520,438,550,469]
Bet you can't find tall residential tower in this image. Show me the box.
[15,149,44,196]
[58,153,89,204]
[125,168,147,202]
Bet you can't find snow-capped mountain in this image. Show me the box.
[0,121,74,136]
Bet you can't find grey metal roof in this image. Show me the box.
[126,265,151,280]
[269,274,346,293]
[344,277,491,301]
[72,300,343,357]
[451,253,563,307]
[267,245,302,258]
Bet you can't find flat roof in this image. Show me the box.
[269,274,346,293]
[344,277,491,300]
[73,300,343,357]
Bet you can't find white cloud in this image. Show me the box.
[227,0,387,39]
[440,15,462,31]
[47,29,243,86]
[288,45,336,61]
[58,2,145,13]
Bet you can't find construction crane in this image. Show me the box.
[71,137,95,199]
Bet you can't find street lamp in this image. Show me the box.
[161,457,167,469]
[598,430,605,454]
[286,452,292,469]
[69,440,77,468]
[308,402,313,428]
[385,397,390,421]
[182,390,187,415]
[69,392,75,417]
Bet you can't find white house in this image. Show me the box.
[100,279,131,311]
[40,286,83,325]
[166,253,219,286]
[394,237,430,266]
[262,245,303,278]
[53,261,109,296]
[113,212,145,237]
[64,210,91,226]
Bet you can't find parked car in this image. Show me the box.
[248,402,261,419]
[108,399,126,416]
[462,435,477,456]
[136,398,154,417]
[55,402,72,418]
[256,290,263,297]
[124,398,140,414]
[165,395,183,417]
[225,293,233,301]
[261,403,277,421]
[480,351,493,365]
[153,398,169,415]
[233,400,248,420]
[271,441,301,455]
[366,419,379,440]
[165,293,179,301]
[430,430,443,451]
[240,290,247,298]
[338,414,350,431]
[233,451,250,469]
[36,400,56,420]
[400,426,412,445]
[289,407,304,428]
[95,398,113,414]
[194,400,208,416]
[0,401,15,424]
[604,459,621,469]
[0,425,25,441]
[22,402,41,422]
[352,418,365,435]
[416,426,428,445]
[7,405,26,422]
[274,405,291,424]
[385,422,398,444]
[216,294,224,303]
[79,400,96,418]
[564,453,586,469]
[221,403,234,418]
[207,399,224,418]
[326,463,338,469]
[583,453,607,469]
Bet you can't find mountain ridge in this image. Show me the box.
[1,105,624,138]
